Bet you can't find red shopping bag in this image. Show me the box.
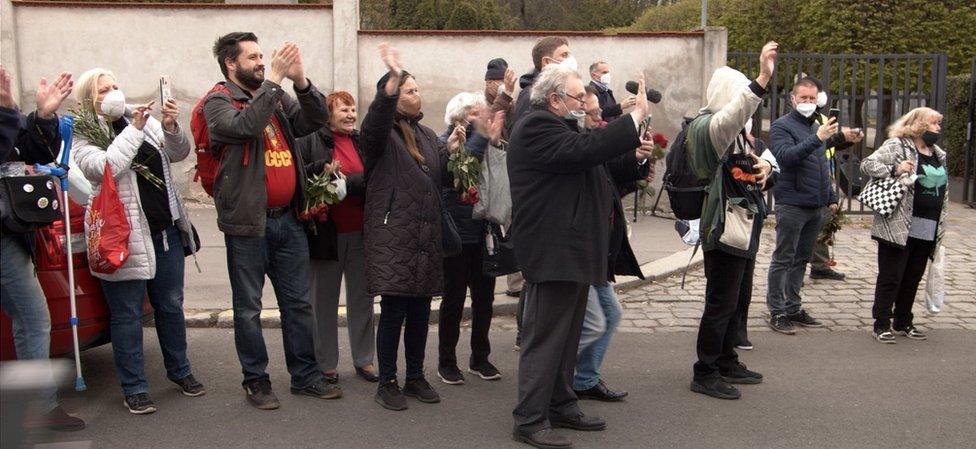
[85,163,130,274]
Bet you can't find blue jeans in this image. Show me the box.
[0,234,57,411]
[766,204,826,316]
[100,226,191,396]
[225,213,321,389]
[573,282,621,391]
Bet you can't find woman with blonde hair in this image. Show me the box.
[72,68,203,413]
[860,107,948,344]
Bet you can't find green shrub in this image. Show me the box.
[944,73,972,178]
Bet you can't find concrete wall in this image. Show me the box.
[357,29,726,139]
[1,1,727,202]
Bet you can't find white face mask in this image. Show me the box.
[599,73,611,85]
[557,55,578,72]
[817,91,828,108]
[100,89,127,119]
[333,177,348,201]
[795,102,817,118]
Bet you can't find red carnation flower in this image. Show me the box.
[652,133,669,148]
[299,210,311,221]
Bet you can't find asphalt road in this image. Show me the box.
[23,328,976,449]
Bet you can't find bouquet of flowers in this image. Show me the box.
[448,150,481,205]
[300,171,343,223]
[634,133,669,212]
[817,210,850,267]
[71,106,165,190]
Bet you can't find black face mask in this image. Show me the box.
[922,130,940,147]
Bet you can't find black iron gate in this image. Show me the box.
[728,53,948,214]
[962,56,976,207]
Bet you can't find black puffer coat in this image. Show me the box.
[361,76,449,297]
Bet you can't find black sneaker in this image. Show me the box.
[893,325,927,340]
[171,374,206,397]
[469,360,502,381]
[735,338,754,350]
[291,378,342,399]
[873,328,896,344]
[690,378,741,400]
[375,380,408,411]
[720,362,763,385]
[768,314,796,335]
[438,365,465,385]
[810,268,846,280]
[123,392,157,415]
[403,377,441,403]
[787,309,824,327]
[28,405,85,431]
[244,379,280,410]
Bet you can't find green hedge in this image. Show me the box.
[944,73,972,178]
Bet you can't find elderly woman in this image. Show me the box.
[861,107,948,344]
[360,44,464,411]
[72,68,203,414]
[435,92,501,386]
[297,91,378,384]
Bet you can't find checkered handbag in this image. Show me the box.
[858,176,906,217]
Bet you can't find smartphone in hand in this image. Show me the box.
[159,75,172,105]
[828,107,840,122]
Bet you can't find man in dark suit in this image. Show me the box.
[587,61,636,122]
[507,63,652,449]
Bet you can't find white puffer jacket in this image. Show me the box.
[74,114,195,281]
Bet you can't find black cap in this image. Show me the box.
[485,58,508,80]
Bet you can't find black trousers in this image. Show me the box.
[377,295,432,384]
[439,244,497,367]
[873,238,934,331]
[513,281,589,435]
[694,250,755,381]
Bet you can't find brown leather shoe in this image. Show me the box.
[27,406,86,432]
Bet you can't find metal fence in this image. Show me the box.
[728,53,948,214]
[963,56,976,206]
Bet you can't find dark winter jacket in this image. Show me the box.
[295,127,366,260]
[604,153,649,281]
[360,79,449,297]
[0,107,60,255]
[507,108,640,285]
[590,81,623,122]
[439,123,489,245]
[769,109,838,208]
[203,79,329,236]
[511,70,538,130]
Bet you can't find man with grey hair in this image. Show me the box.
[588,61,635,122]
[508,63,652,448]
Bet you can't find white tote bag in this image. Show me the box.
[924,245,946,313]
[472,143,512,227]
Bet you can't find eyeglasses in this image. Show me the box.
[559,92,586,105]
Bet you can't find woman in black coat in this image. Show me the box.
[360,44,463,411]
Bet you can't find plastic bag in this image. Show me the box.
[85,163,130,274]
[471,143,511,227]
[924,245,945,314]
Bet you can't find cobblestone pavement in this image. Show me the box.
[609,203,976,334]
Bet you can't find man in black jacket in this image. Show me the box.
[0,67,84,431]
[587,61,636,122]
[508,63,650,449]
[571,87,648,403]
[204,32,335,410]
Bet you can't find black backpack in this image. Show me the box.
[660,115,710,220]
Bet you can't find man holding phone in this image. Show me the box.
[766,76,863,336]
[807,79,864,281]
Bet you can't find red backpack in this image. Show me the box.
[190,83,247,197]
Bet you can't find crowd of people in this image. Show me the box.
[0,31,950,448]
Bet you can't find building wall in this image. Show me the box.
[2,1,727,201]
